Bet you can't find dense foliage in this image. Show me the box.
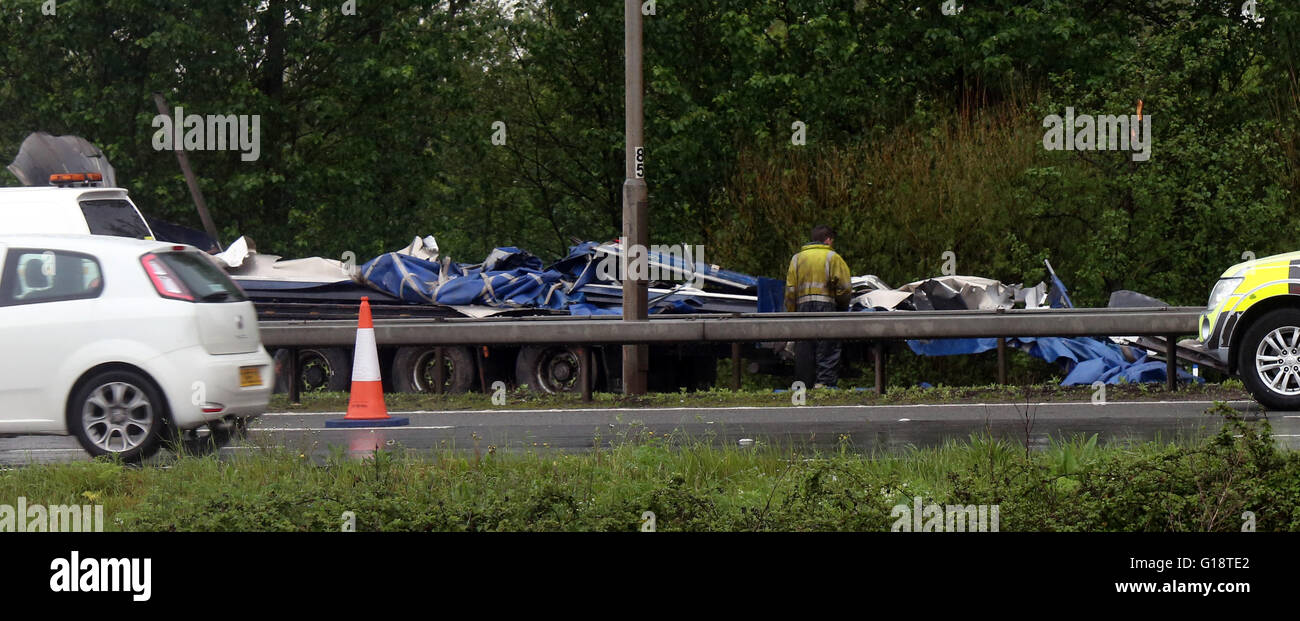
[2,1,1297,305]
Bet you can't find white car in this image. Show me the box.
[0,234,272,461]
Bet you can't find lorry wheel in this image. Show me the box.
[516,345,585,394]
[1237,308,1300,410]
[296,348,351,392]
[68,369,167,463]
[392,346,475,394]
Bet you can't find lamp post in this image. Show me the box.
[622,0,649,394]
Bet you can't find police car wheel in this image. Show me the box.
[1237,308,1300,411]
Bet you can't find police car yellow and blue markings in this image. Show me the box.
[1199,251,1300,368]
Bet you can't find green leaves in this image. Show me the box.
[0,0,1295,291]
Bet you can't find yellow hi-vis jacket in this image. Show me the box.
[785,242,852,311]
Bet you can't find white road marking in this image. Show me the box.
[0,448,84,453]
[262,411,347,416]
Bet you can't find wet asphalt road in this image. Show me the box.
[2,399,1297,465]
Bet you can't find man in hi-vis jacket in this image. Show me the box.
[785,225,853,388]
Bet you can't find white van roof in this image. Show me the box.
[0,186,132,200]
[0,186,154,239]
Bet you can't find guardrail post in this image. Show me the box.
[286,348,300,405]
[731,343,742,391]
[873,342,886,395]
[997,337,1007,385]
[433,347,444,395]
[579,346,592,403]
[1166,335,1177,392]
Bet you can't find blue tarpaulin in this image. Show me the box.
[1023,336,1201,385]
[569,299,703,316]
[360,255,584,310]
[756,277,786,313]
[878,264,1190,386]
[905,336,1201,385]
[359,252,442,304]
[434,269,578,309]
[360,241,749,314]
[907,338,1001,357]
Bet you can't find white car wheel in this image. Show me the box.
[71,370,166,462]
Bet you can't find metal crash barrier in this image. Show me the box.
[260,307,1203,401]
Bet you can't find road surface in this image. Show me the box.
[2,399,1295,465]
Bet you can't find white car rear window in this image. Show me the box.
[156,251,248,303]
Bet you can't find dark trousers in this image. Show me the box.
[794,301,840,387]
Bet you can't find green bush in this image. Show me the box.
[2,405,1296,532]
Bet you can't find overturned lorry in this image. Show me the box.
[228,233,1188,396]
[226,236,773,394]
[3,132,1201,397]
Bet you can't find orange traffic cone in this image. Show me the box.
[326,297,409,428]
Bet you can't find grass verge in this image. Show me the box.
[1,404,1293,531]
[269,380,1252,412]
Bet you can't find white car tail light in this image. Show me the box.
[140,253,194,301]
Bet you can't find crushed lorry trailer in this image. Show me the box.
[3,132,1211,399]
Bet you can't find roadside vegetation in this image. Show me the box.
[2,404,1293,532]
[270,380,1251,412]
[3,3,1296,307]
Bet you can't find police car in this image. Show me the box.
[1199,251,1300,410]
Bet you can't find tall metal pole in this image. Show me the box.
[152,92,222,250]
[622,0,649,394]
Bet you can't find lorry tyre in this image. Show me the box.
[516,345,585,394]
[392,346,475,394]
[295,348,352,392]
[1237,308,1300,411]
